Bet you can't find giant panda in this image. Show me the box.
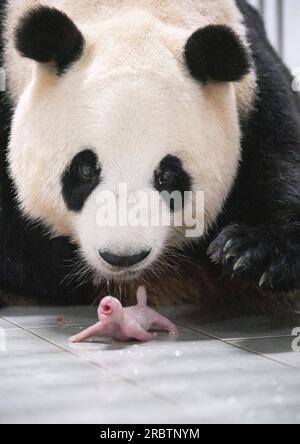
[0,0,300,308]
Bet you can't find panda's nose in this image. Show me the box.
[99,250,151,268]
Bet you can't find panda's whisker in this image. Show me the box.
[107,279,112,296]
[117,283,123,304]
[60,256,92,289]
[145,259,167,281]
[70,266,93,291]
[90,283,104,307]
[63,266,87,287]
[61,256,83,269]
[61,257,84,278]
[163,246,203,270]
[140,275,150,289]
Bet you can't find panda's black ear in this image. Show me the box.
[15,6,85,74]
[184,25,251,83]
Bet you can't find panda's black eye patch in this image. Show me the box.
[154,155,192,211]
[62,150,101,212]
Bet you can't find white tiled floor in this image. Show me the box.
[0,304,300,424]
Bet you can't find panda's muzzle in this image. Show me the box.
[99,250,151,269]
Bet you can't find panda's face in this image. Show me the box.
[8,7,250,282]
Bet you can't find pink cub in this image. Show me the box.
[69,286,178,343]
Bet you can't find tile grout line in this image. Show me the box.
[174,321,295,369]
[171,318,297,342]
[226,335,296,342]
[1,322,95,330]
[0,315,23,330]
[0,314,96,330]
[1,315,175,405]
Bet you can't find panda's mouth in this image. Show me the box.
[95,258,150,282]
[99,268,143,283]
[94,248,155,282]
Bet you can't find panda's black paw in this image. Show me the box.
[209,224,300,291]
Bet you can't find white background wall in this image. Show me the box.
[248,0,300,70]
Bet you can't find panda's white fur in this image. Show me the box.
[5,0,256,282]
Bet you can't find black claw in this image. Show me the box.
[259,272,269,288]
[224,239,234,254]
[225,252,237,262]
[233,256,247,271]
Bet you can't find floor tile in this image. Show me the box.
[160,305,300,340]
[1,372,170,424]
[34,327,300,423]
[0,317,18,330]
[2,306,300,424]
[0,327,63,357]
[22,322,300,424]
[173,367,300,424]
[0,329,175,424]
[0,306,96,329]
[231,336,300,368]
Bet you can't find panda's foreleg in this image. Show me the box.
[208,108,300,294]
[211,0,300,294]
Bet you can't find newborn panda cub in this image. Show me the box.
[70,287,178,343]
